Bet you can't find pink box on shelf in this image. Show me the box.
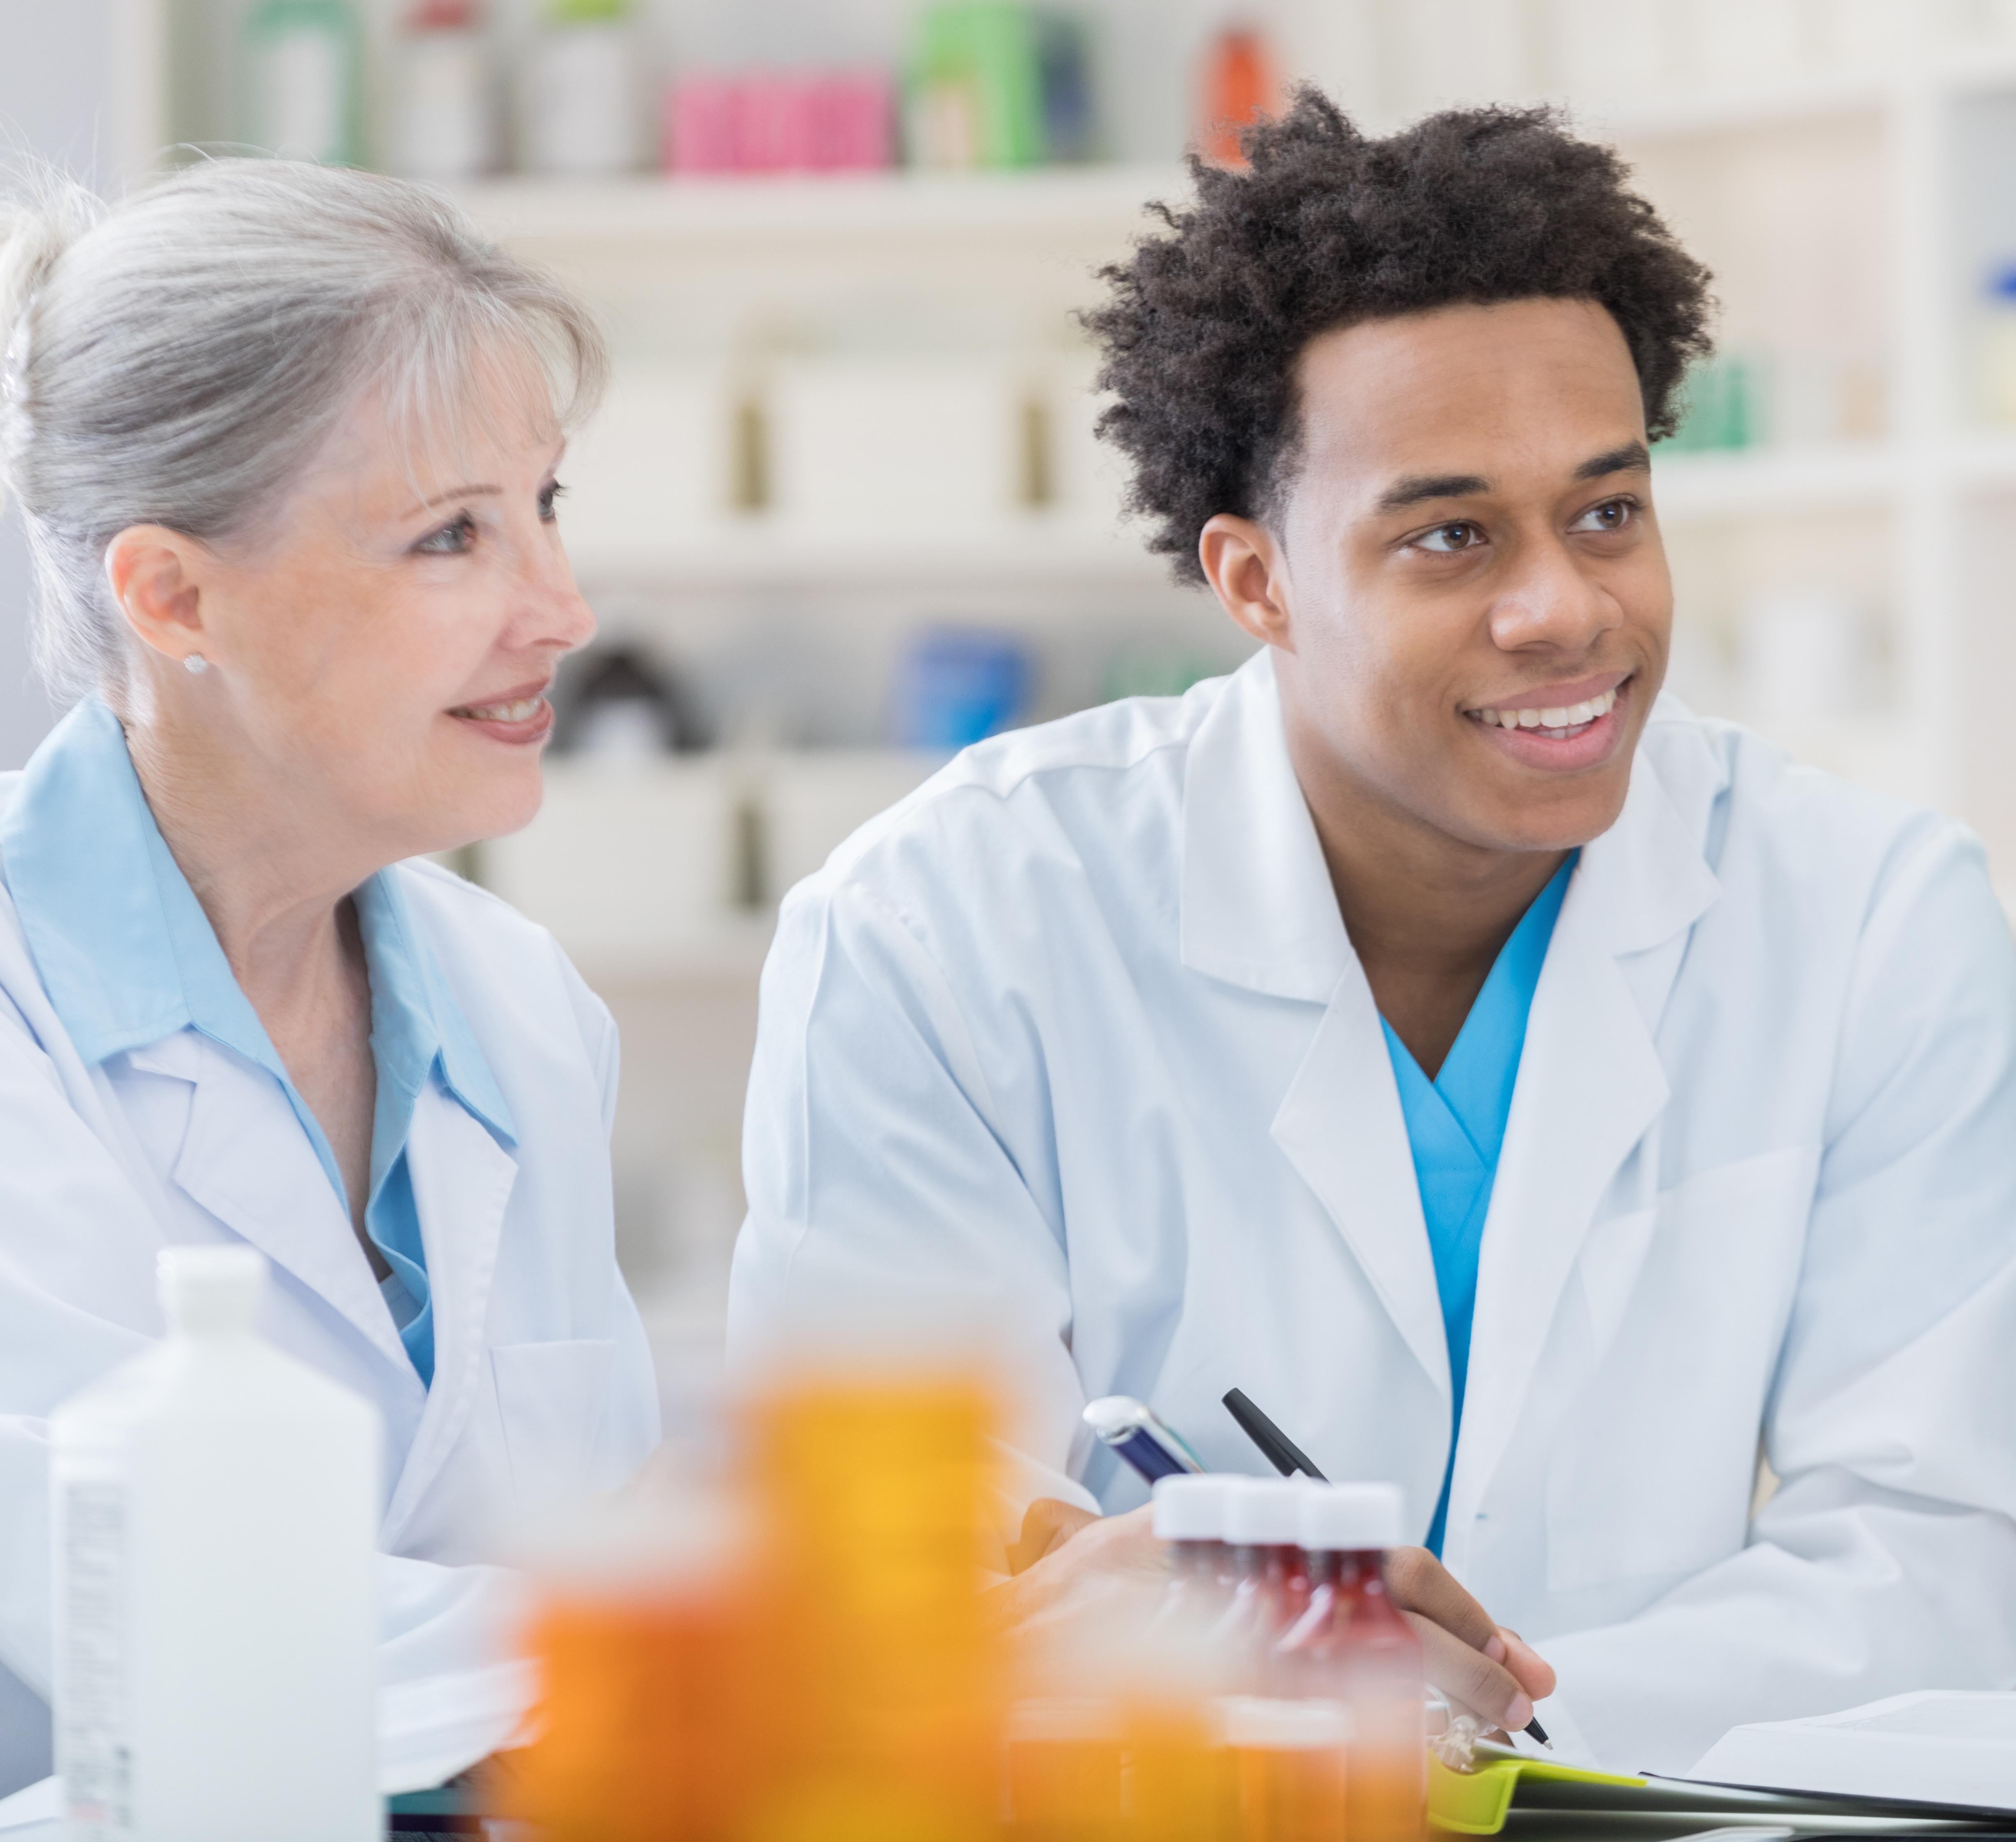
[664,69,895,175]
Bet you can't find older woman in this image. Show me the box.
[0,160,657,1795]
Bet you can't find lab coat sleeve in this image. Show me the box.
[729,875,1100,1543]
[1535,819,2016,1776]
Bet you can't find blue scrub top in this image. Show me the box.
[1380,853,1576,1554]
[0,698,516,1386]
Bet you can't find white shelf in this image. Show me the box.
[565,517,1166,592]
[455,163,1191,250]
[1651,442,1898,521]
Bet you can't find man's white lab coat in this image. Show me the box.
[730,649,2016,1775]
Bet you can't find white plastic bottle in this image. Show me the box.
[51,1246,381,1842]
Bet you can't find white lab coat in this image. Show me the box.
[0,783,660,1798]
[729,649,2016,1776]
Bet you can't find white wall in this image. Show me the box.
[0,0,119,769]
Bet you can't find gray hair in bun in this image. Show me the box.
[0,158,606,702]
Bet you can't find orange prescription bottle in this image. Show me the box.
[743,1363,1001,1842]
[1276,1483,1426,1842]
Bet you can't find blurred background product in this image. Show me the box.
[241,0,363,164]
[562,643,687,756]
[892,627,1035,748]
[1197,24,1276,169]
[388,0,499,180]
[521,0,645,174]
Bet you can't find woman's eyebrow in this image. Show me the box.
[404,483,503,516]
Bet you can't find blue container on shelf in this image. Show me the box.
[892,629,1034,749]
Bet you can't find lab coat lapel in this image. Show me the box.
[1272,964,1454,1403]
[1443,756,1721,1557]
[1182,651,1451,1400]
[381,1083,517,1543]
[162,1033,415,1372]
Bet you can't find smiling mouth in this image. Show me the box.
[450,694,547,723]
[1464,682,1622,741]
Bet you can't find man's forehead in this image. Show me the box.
[1291,301,1648,502]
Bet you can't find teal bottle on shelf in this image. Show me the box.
[243,0,365,167]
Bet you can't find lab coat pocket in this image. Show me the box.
[1544,1144,1817,1592]
[489,1339,615,1511]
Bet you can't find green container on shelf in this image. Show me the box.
[241,0,365,167]
[909,3,1048,169]
[1660,354,1757,453]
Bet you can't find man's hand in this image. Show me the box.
[1384,1546,1556,1735]
[990,1502,1556,1735]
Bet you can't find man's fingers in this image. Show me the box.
[1383,1546,1503,1653]
[1496,1627,1558,1701]
[1407,1612,1535,1733]
[1008,1497,1100,1576]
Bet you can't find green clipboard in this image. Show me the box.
[1429,1748,1647,1833]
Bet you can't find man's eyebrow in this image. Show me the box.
[405,483,504,516]
[1574,440,1651,480]
[1375,472,1490,514]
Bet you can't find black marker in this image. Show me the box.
[1221,1386,1551,1750]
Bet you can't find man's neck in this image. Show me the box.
[1282,703,1569,1081]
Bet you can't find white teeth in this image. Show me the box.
[459,696,543,723]
[1469,686,1617,734]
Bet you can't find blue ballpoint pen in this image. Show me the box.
[1082,1395,1207,1485]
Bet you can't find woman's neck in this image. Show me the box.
[118,708,376,1018]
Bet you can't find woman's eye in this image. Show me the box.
[539,481,566,523]
[1573,498,1637,534]
[413,512,476,555]
[1415,521,1483,554]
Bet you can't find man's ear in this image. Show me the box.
[103,525,211,670]
[1199,513,1295,653]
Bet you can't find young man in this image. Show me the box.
[727,97,2016,1773]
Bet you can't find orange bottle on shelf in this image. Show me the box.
[1277,1483,1427,1842]
[1199,26,1277,169]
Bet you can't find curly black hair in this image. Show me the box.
[1083,90,1715,585]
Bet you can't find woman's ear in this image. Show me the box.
[1199,512,1296,654]
[104,525,210,669]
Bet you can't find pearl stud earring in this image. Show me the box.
[183,653,208,675]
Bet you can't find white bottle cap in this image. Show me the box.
[1297,1481,1406,1553]
[1223,1476,1307,1546]
[159,1245,268,1338]
[1152,1474,1237,1542]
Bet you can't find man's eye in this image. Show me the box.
[1415,521,1482,553]
[1573,498,1636,533]
[538,481,566,523]
[414,512,476,555]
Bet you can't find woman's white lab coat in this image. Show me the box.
[0,780,659,1797]
[730,649,2016,1777]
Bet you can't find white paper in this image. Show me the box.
[0,1776,57,1833]
[1688,1690,2016,1810]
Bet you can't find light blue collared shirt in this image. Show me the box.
[0,698,516,1386]
[1381,853,1576,1555]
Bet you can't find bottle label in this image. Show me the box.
[57,1481,132,1838]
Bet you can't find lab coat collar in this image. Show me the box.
[1445,739,1725,1562]
[1180,650,1350,1003]
[1,698,516,1158]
